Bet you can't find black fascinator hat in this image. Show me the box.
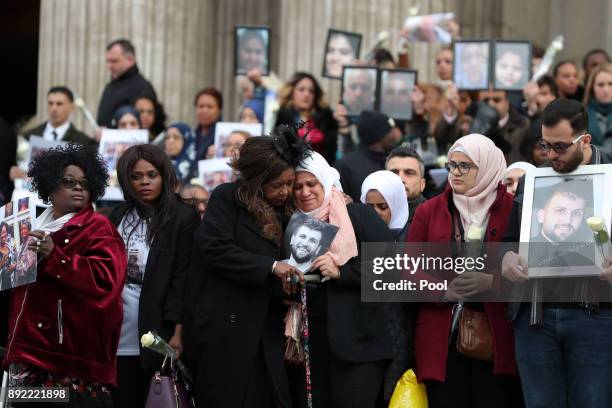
[271,122,312,166]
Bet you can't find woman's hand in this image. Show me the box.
[311,253,340,280]
[168,324,183,359]
[452,272,493,298]
[273,262,304,294]
[205,145,217,159]
[28,230,54,259]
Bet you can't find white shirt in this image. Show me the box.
[117,210,150,356]
[42,121,71,141]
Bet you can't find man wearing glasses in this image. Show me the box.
[501,98,612,407]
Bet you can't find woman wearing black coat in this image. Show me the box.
[275,72,339,164]
[288,152,395,408]
[182,126,310,407]
[109,144,199,407]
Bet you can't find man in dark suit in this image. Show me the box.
[22,86,95,146]
[97,39,157,128]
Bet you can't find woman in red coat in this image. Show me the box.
[4,144,126,406]
[406,134,521,408]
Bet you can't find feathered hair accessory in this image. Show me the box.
[271,121,312,167]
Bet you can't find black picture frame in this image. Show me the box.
[492,40,532,91]
[377,68,418,121]
[322,29,362,80]
[234,25,271,76]
[453,40,491,91]
[341,65,378,119]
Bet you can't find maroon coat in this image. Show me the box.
[4,205,126,385]
[406,183,517,382]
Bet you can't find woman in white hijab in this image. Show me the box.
[289,152,394,408]
[361,170,409,241]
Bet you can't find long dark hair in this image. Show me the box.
[279,72,328,111]
[116,144,177,244]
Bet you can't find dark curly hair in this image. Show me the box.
[231,124,311,241]
[27,143,109,203]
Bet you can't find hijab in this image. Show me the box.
[360,170,409,230]
[296,152,358,266]
[505,161,536,174]
[448,133,507,231]
[111,105,142,129]
[166,122,197,184]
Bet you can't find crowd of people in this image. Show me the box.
[0,33,611,408]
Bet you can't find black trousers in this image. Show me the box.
[112,356,153,408]
[425,343,524,408]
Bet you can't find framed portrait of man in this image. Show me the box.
[519,164,612,278]
[234,25,270,76]
[453,40,490,91]
[341,65,378,118]
[377,68,417,121]
[322,29,362,79]
[283,212,339,276]
[493,41,531,91]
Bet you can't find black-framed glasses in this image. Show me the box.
[61,177,89,190]
[538,134,585,154]
[445,161,478,175]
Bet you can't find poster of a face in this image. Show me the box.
[378,69,417,120]
[342,66,378,117]
[0,199,37,291]
[519,165,612,278]
[235,26,270,75]
[26,136,69,167]
[493,41,531,90]
[198,158,234,192]
[453,41,490,90]
[283,212,339,274]
[322,30,362,79]
[98,129,149,200]
[214,122,262,159]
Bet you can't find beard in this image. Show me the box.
[291,244,314,263]
[544,224,576,242]
[551,147,583,173]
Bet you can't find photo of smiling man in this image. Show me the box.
[284,212,338,274]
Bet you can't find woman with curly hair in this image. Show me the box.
[3,143,126,406]
[183,125,310,407]
[275,72,339,163]
[108,144,199,407]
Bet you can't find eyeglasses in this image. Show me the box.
[482,97,503,104]
[61,177,89,190]
[445,161,478,175]
[181,197,208,208]
[538,134,586,154]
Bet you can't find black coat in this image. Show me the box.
[333,147,388,202]
[318,203,395,363]
[97,65,157,128]
[109,199,198,372]
[0,118,16,204]
[275,107,339,164]
[182,182,292,408]
[23,122,97,146]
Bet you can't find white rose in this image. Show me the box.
[586,217,605,232]
[466,225,485,242]
[141,331,155,348]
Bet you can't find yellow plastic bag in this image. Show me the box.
[388,369,428,408]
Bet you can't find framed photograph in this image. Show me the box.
[322,29,362,79]
[98,129,149,201]
[519,164,612,278]
[213,122,263,159]
[197,158,234,192]
[493,40,531,91]
[26,136,69,167]
[341,65,378,118]
[234,25,270,76]
[453,40,491,91]
[377,68,417,121]
[0,198,37,291]
[283,212,339,275]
